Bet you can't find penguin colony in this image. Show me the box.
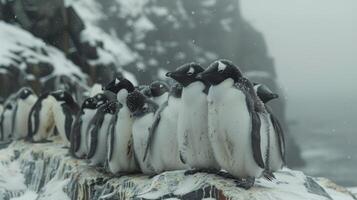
[0,60,285,189]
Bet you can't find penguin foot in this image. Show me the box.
[31,139,53,143]
[184,168,219,176]
[216,171,237,180]
[234,177,255,190]
[263,171,276,181]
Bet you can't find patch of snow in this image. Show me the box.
[0,22,85,80]
[10,191,37,200]
[37,179,70,200]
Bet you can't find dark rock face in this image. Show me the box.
[0,141,355,200]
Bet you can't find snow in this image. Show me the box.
[10,191,37,200]
[0,22,85,80]
[0,141,356,200]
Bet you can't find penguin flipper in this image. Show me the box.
[70,116,82,155]
[0,112,5,141]
[143,101,168,161]
[251,111,265,169]
[108,114,117,162]
[268,109,286,164]
[62,105,75,141]
[87,116,103,159]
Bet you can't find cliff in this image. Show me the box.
[0,141,355,200]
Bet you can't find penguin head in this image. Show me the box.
[170,83,183,98]
[104,77,135,94]
[82,97,98,109]
[197,59,243,85]
[149,81,169,97]
[165,63,205,87]
[93,93,111,108]
[17,87,35,100]
[254,83,279,103]
[51,90,76,104]
[126,91,146,113]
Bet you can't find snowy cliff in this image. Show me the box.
[0,141,355,200]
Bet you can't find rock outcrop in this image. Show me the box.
[0,141,355,200]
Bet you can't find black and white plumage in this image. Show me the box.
[166,63,219,171]
[87,101,119,166]
[12,87,38,140]
[104,78,140,174]
[131,91,159,174]
[51,90,80,147]
[253,83,279,104]
[198,60,285,184]
[27,92,57,142]
[144,83,187,173]
[71,96,99,158]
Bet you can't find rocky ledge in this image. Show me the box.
[0,141,355,200]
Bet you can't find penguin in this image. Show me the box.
[104,78,140,174]
[253,83,286,178]
[12,87,38,140]
[0,94,17,141]
[166,62,219,173]
[253,83,279,104]
[87,101,119,166]
[71,97,97,158]
[197,60,273,188]
[148,81,169,105]
[130,91,159,174]
[143,83,187,173]
[71,92,115,158]
[51,90,80,147]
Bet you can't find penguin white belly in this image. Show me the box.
[151,98,186,173]
[153,93,168,106]
[52,102,70,146]
[258,113,269,169]
[178,82,218,169]
[90,114,111,165]
[267,115,284,171]
[33,98,55,141]
[77,109,96,157]
[2,109,14,140]
[108,106,138,174]
[208,83,263,178]
[132,113,155,174]
[13,101,30,139]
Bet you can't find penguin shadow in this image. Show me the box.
[184,169,255,190]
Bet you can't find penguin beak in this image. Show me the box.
[165,72,172,77]
[271,93,279,99]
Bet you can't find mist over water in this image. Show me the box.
[242,0,357,186]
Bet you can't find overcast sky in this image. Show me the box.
[241,0,357,104]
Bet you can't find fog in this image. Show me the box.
[242,0,357,185]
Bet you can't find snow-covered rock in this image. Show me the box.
[0,141,355,200]
[0,21,88,100]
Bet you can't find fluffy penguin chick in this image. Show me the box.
[147,83,187,173]
[51,90,80,147]
[13,87,38,140]
[166,63,219,171]
[131,91,159,175]
[105,78,139,174]
[199,60,269,182]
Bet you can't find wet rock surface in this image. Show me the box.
[0,141,355,200]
